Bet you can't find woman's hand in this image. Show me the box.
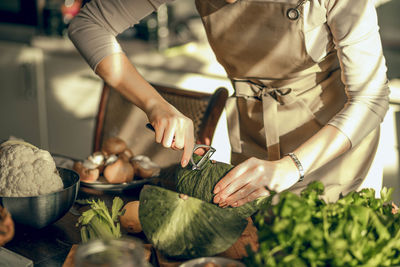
[213,156,300,207]
[146,100,195,168]
[94,53,196,168]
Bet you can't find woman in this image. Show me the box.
[68,0,390,207]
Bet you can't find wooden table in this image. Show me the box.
[3,173,249,267]
[4,186,146,267]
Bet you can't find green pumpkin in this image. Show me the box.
[165,154,266,219]
[140,156,268,259]
[174,155,233,203]
[139,185,248,259]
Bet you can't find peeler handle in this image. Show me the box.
[146,123,155,132]
[145,123,216,170]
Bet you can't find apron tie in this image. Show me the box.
[230,80,293,161]
[258,87,287,161]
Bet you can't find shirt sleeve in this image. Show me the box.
[68,0,173,71]
[325,0,390,147]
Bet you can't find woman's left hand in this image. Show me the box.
[213,156,300,207]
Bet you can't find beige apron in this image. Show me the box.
[195,0,381,202]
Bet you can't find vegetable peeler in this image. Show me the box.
[146,123,216,170]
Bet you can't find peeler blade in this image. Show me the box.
[190,144,216,170]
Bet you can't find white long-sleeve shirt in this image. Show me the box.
[68,0,390,147]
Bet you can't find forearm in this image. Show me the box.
[95,52,167,114]
[95,52,195,166]
[291,0,389,179]
[326,0,389,147]
[289,124,351,177]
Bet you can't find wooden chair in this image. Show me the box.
[93,83,229,167]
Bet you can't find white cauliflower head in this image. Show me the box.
[0,142,64,197]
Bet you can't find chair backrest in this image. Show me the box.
[93,83,228,167]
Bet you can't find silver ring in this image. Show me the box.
[286,8,300,20]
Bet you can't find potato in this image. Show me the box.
[120,201,142,234]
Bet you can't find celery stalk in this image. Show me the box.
[76,197,124,243]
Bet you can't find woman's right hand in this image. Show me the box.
[146,100,195,168]
[94,53,195,168]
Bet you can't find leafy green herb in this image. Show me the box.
[244,182,400,267]
[76,197,125,243]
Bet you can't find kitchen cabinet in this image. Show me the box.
[0,38,103,159]
[42,48,103,159]
[0,41,48,149]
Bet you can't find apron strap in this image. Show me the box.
[261,91,281,161]
[230,80,292,161]
[225,96,243,153]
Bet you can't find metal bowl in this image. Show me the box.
[0,167,80,229]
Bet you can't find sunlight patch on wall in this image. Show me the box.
[174,75,233,94]
[51,73,102,119]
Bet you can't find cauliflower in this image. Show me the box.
[0,141,63,197]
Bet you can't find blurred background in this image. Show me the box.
[0,0,399,201]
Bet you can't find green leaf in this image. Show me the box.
[380,187,393,203]
[79,209,97,225]
[300,181,324,198]
[111,197,124,222]
[369,212,391,241]
[349,206,370,227]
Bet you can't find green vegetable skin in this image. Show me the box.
[77,197,124,243]
[244,181,400,267]
[139,185,247,259]
[161,154,267,218]
[139,155,268,260]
